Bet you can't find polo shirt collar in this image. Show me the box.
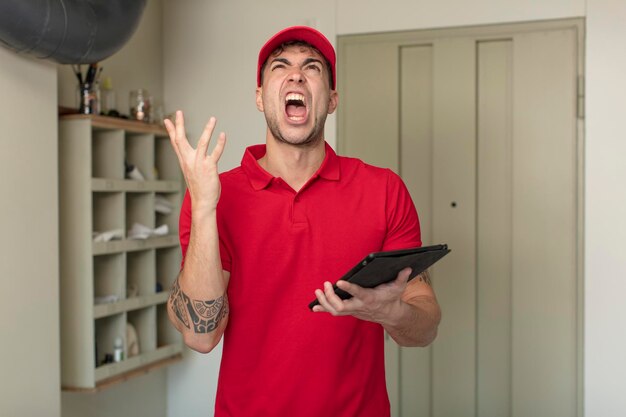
[241,142,341,191]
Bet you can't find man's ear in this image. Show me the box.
[327,90,338,115]
[255,87,264,112]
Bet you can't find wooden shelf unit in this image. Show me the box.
[59,114,183,390]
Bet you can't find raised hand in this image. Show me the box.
[164,111,226,212]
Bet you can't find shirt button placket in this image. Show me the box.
[291,193,307,226]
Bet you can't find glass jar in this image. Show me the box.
[129,89,151,122]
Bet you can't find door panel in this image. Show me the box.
[476,39,513,417]
[511,29,578,417]
[431,37,477,417]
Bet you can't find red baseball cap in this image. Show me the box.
[257,26,336,90]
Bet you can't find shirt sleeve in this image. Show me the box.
[382,169,422,251]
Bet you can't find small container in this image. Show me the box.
[113,336,124,362]
[130,89,151,122]
[77,82,100,114]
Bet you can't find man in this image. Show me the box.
[165,26,441,417]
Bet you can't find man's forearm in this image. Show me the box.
[168,209,229,353]
[167,275,228,351]
[382,295,441,347]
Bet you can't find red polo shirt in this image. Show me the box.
[179,142,421,417]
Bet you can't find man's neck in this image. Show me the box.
[258,137,326,192]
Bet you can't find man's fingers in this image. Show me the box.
[314,269,414,320]
[211,132,227,162]
[163,117,174,135]
[196,117,217,159]
[314,288,338,315]
[311,303,326,313]
[164,117,176,146]
[164,117,185,160]
[165,112,192,158]
[335,280,361,299]
[315,282,363,316]
[314,282,349,315]
[322,281,348,313]
[396,268,412,286]
[175,110,187,141]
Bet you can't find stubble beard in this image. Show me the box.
[265,112,327,148]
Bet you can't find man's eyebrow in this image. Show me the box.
[269,57,323,67]
[302,58,323,66]
[270,57,291,66]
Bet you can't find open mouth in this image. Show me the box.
[285,93,307,122]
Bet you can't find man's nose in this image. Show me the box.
[288,70,305,83]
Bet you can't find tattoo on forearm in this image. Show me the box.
[169,279,229,333]
[417,270,432,286]
[187,295,229,333]
[170,280,190,329]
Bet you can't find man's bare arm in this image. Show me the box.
[164,112,229,353]
[381,271,441,346]
[167,203,230,353]
[313,269,441,347]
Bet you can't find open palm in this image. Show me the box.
[164,111,226,211]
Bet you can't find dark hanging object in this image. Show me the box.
[0,0,147,64]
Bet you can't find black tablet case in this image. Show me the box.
[309,244,450,310]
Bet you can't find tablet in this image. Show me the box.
[308,244,450,310]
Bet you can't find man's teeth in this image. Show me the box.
[285,93,306,121]
[285,93,305,104]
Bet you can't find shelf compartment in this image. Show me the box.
[93,235,179,255]
[155,192,181,235]
[127,249,156,297]
[93,254,126,305]
[128,306,157,354]
[155,134,181,181]
[156,246,181,291]
[126,132,155,181]
[92,129,125,179]
[95,313,127,369]
[126,192,155,231]
[92,178,181,192]
[94,292,168,319]
[93,192,125,237]
[94,344,183,384]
